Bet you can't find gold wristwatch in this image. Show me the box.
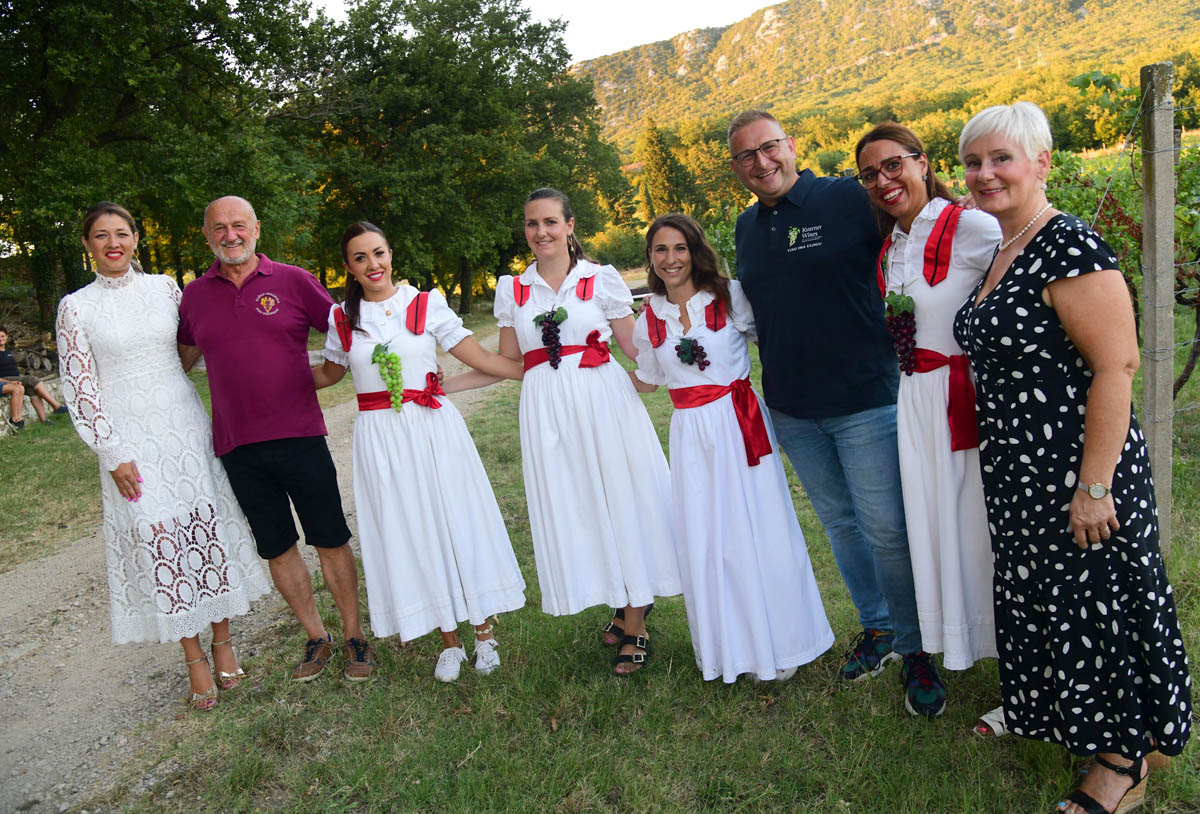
[1078,482,1111,499]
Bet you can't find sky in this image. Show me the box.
[316,1,779,62]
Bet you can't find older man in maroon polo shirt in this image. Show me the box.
[178,195,375,683]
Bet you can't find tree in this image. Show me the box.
[0,0,322,326]
[307,0,624,312]
[634,119,698,219]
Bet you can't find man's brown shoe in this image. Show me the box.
[343,637,377,682]
[293,635,336,682]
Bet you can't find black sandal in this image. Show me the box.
[1060,755,1147,814]
[613,633,649,675]
[601,608,625,646]
[601,603,654,646]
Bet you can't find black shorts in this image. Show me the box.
[220,436,351,560]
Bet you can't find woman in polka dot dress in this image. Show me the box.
[953,102,1190,814]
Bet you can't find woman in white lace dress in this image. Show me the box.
[56,202,271,710]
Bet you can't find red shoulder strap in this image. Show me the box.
[405,291,429,335]
[923,205,962,288]
[643,301,667,348]
[334,306,352,351]
[875,236,892,299]
[705,298,727,332]
[513,277,530,307]
[575,275,595,301]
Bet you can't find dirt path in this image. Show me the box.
[0,333,514,813]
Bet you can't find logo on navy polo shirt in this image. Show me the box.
[255,292,281,315]
[788,224,823,252]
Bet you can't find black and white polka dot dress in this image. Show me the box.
[952,214,1192,758]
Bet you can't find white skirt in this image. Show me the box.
[518,359,681,615]
[897,367,997,670]
[352,398,526,641]
[669,390,834,682]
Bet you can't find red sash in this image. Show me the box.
[669,377,772,467]
[875,204,963,298]
[522,330,610,371]
[910,349,978,451]
[333,291,430,351]
[356,372,445,411]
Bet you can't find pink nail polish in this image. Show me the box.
[137,476,143,482]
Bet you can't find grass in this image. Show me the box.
[73,320,1199,813]
[2,307,1195,810]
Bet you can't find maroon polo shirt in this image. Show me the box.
[178,254,332,456]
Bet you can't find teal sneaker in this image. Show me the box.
[839,628,900,681]
[901,651,947,719]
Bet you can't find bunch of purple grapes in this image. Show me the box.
[535,307,568,369]
[676,337,710,371]
[884,292,917,376]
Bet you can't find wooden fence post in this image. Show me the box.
[1140,62,1174,555]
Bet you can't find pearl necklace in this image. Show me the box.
[998,203,1051,251]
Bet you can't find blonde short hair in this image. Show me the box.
[958,101,1052,162]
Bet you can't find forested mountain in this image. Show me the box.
[574,0,1200,154]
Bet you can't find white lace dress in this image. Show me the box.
[56,270,271,644]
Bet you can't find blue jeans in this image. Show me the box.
[769,404,921,655]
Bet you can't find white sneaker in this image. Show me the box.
[775,666,797,681]
[474,637,500,675]
[434,646,467,683]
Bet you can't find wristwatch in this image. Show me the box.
[1078,482,1111,499]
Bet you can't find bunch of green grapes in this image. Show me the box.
[371,342,404,411]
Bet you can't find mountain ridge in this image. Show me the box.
[572,0,1199,153]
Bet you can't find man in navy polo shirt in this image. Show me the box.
[727,110,946,718]
[178,196,375,683]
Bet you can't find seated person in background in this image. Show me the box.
[0,326,69,428]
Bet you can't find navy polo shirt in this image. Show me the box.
[734,169,898,419]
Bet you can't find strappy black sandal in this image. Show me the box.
[601,603,654,646]
[601,608,625,646]
[1059,755,1147,814]
[613,633,650,675]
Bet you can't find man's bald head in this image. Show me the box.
[202,196,261,267]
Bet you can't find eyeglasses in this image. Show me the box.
[855,153,920,187]
[732,137,789,168]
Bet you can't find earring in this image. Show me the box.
[922,174,928,182]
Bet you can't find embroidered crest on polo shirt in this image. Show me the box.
[255,292,281,316]
[788,224,823,253]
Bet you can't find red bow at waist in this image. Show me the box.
[522,330,611,371]
[910,349,978,451]
[669,377,772,467]
[357,372,445,411]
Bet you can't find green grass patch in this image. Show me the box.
[80,334,1199,812]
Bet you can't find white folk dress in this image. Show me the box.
[324,287,525,640]
[56,270,270,645]
[884,198,1001,670]
[633,284,833,682]
[494,260,681,615]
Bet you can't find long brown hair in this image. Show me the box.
[854,123,954,235]
[525,188,590,270]
[644,213,730,312]
[339,221,390,334]
[81,201,143,272]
